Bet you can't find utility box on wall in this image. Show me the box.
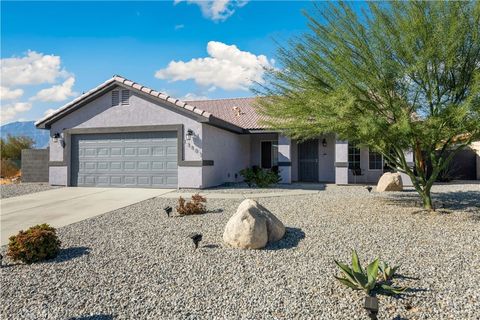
[21,149,49,182]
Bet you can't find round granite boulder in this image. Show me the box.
[223,199,285,249]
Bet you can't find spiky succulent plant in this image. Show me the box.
[334,250,407,296]
[378,261,400,282]
[334,250,378,294]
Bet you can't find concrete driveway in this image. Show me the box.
[1,187,173,245]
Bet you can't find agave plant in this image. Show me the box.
[334,250,379,294]
[334,250,408,296]
[378,261,400,282]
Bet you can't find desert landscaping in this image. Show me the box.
[1,183,479,319]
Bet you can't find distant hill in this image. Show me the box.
[0,121,50,148]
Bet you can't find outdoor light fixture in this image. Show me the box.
[186,129,194,140]
[164,206,172,217]
[52,132,61,143]
[322,138,327,147]
[52,132,66,148]
[366,186,373,193]
[188,232,202,250]
[364,296,379,320]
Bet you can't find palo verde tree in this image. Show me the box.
[257,2,480,210]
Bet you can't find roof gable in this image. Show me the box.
[35,75,215,129]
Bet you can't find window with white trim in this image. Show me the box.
[348,142,360,169]
[369,150,383,170]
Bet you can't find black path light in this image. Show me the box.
[364,296,379,320]
[163,206,173,217]
[366,186,373,193]
[188,233,202,250]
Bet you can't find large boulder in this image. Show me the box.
[377,172,403,192]
[223,199,285,249]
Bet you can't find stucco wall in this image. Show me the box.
[47,86,204,187]
[318,134,336,182]
[201,124,250,187]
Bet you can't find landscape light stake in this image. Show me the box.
[364,296,379,320]
[164,206,173,217]
[366,186,373,193]
[188,233,202,250]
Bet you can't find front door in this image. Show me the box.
[298,139,319,182]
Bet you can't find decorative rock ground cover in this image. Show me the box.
[1,184,479,319]
[0,183,60,199]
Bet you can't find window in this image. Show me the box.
[348,142,360,169]
[112,91,119,106]
[261,141,278,169]
[369,150,383,170]
[121,90,130,105]
[383,149,397,172]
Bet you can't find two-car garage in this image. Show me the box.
[70,131,178,188]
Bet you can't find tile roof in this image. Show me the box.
[185,97,268,130]
[36,75,268,131]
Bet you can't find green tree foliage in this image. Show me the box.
[257,2,480,210]
[0,135,35,160]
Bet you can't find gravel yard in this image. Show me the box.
[1,183,479,319]
[0,183,60,199]
[180,182,325,194]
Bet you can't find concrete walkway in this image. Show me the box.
[158,189,322,199]
[0,187,173,245]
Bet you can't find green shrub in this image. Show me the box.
[7,224,61,264]
[177,193,207,215]
[239,166,281,188]
[334,250,406,296]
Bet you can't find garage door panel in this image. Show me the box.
[72,131,178,188]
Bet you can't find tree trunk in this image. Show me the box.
[421,189,433,211]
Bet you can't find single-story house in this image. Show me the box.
[35,75,413,188]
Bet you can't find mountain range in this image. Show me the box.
[0,121,50,148]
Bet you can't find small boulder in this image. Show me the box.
[223,199,285,249]
[377,172,403,192]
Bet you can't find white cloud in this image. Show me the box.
[31,77,77,102]
[0,50,69,87]
[0,86,24,100]
[181,93,209,101]
[155,41,274,91]
[0,102,32,124]
[175,24,185,30]
[174,0,248,22]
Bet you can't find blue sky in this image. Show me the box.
[1,0,315,124]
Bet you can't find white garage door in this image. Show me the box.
[71,131,178,188]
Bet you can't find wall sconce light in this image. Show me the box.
[53,132,65,148]
[322,138,328,147]
[52,132,61,143]
[186,129,194,140]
